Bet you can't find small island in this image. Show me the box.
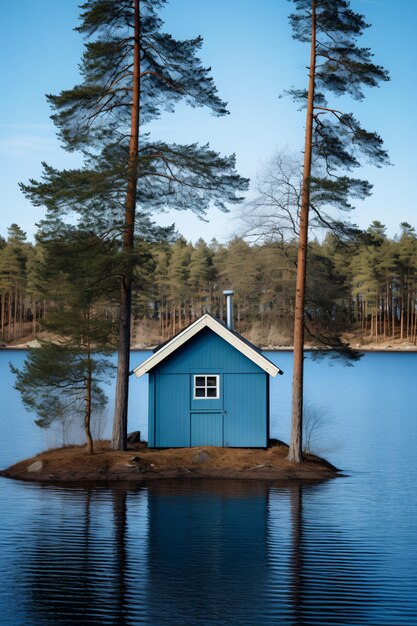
[0,440,340,484]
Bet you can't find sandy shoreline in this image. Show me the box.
[3,342,417,352]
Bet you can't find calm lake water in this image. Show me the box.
[1,350,417,625]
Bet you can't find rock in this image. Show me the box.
[192,450,212,464]
[127,431,141,444]
[27,460,43,473]
[268,438,287,448]
[129,456,141,463]
[26,339,41,348]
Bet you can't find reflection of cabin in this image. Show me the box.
[146,481,270,621]
[133,293,282,448]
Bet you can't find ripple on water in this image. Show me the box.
[0,478,416,625]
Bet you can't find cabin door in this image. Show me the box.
[191,412,223,446]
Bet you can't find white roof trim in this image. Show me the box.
[133,314,281,378]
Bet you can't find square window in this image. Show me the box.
[193,375,220,399]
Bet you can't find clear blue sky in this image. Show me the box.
[0,0,416,242]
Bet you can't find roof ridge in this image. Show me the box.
[134,314,282,378]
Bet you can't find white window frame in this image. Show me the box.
[193,374,220,400]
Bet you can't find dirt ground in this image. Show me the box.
[0,440,340,484]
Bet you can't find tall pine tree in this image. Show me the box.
[287,0,389,462]
[21,0,248,450]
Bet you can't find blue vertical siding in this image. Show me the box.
[223,374,267,447]
[191,412,223,446]
[148,373,155,447]
[157,328,263,374]
[155,374,190,447]
[149,327,270,448]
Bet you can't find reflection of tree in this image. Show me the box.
[112,488,128,626]
[290,483,303,625]
[12,479,382,625]
[21,486,106,625]
[288,482,378,625]
[13,483,150,625]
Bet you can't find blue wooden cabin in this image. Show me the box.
[133,311,282,448]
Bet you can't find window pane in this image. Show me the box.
[195,387,206,397]
[206,376,217,387]
[207,387,217,397]
[195,377,205,387]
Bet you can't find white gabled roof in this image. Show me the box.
[133,314,282,378]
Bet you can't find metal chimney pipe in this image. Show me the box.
[223,290,234,330]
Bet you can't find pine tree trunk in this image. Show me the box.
[8,289,12,342]
[361,298,365,338]
[406,285,410,340]
[347,288,352,324]
[111,0,140,451]
[356,294,360,341]
[288,0,316,464]
[32,300,36,336]
[400,287,404,341]
[13,290,18,340]
[413,302,417,345]
[19,291,23,339]
[84,365,94,454]
[1,292,4,341]
[112,277,132,450]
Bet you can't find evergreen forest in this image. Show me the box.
[2,219,417,349]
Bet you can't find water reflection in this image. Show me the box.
[146,481,270,624]
[290,484,303,625]
[112,489,128,625]
[21,486,136,625]
[3,479,412,625]
[284,482,381,625]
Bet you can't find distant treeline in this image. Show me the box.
[2,220,417,346]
